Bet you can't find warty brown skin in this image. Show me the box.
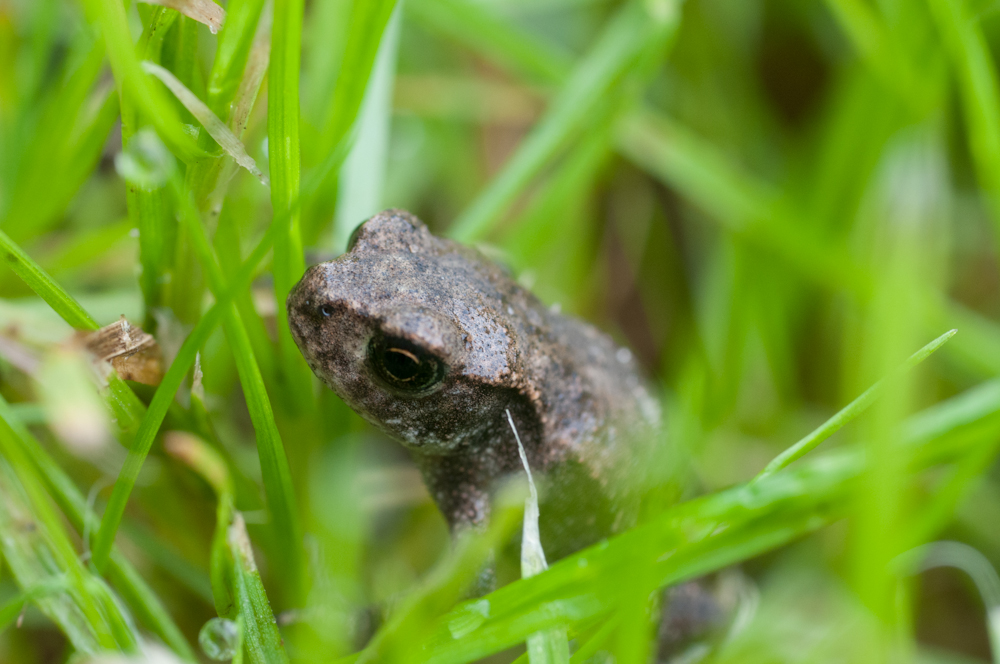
[287,209,660,560]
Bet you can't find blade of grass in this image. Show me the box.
[317,0,398,162]
[508,410,570,664]
[81,0,204,161]
[206,0,266,117]
[305,0,397,239]
[332,3,403,251]
[378,376,1000,663]
[408,0,572,85]
[0,394,197,660]
[0,415,131,651]
[926,0,1000,261]
[0,219,150,445]
[823,0,927,110]
[269,0,315,412]
[165,431,237,618]
[125,8,179,330]
[449,0,681,242]
[0,228,98,330]
[754,329,957,481]
[142,60,269,184]
[90,216,282,574]
[0,38,117,244]
[229,513,291,664]
[356,488,524,663]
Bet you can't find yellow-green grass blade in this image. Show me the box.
[230,514,291,664]
[755,329,957,481]
[926,0,1000,258]
[449,0,682,242]
[408,0,572,85]
[90,217,281,575]
[207,0,266,117]
[0,394,197,660]
[81,0,204,161]
[354,376,1000,663]
[174,176,303,595]
[269,0,314,412]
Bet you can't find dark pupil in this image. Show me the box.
[370,335,443,392]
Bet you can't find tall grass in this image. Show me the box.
[2,0,1000,662]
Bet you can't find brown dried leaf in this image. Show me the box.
[82,316,163,385]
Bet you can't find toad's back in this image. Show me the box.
[287,210,660,558]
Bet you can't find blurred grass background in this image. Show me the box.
[3,0,1000,661]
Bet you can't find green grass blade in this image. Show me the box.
[207,0,266,117]
[82,0,204,161]
[318,0,398,160]
[331,4,402,251]
[407,377,1000,662]
[358,491,524,663]
[927,0,1000,256]
[0,218,150,446]
[305,0,397,238]
[90,217,280,574]
[229,513,290,664]
[0,395,197,660]
[0,228,98,330]
[269,0,314,410]
[165,432,237,618]
[449,0,680,242]
[0,38,115,243]
[173,178,303,593]
[755,329,957,481]
[0,414,130,651]
[408,0,572,84]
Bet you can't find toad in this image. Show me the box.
[286,209,661,561]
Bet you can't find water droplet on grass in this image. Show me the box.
[199,617,238,660]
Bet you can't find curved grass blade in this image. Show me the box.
[754,329,957,481]
[141,60,269,185]
[0,229,98,330]
[0,228,149,443]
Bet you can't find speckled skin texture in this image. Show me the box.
[287,209,661,560]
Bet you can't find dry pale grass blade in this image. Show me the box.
[141,61,270,187]
[138,0,225,34]
[230,34,270,137]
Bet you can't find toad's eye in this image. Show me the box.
[319,305,333,317]
[368,334,445,393]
